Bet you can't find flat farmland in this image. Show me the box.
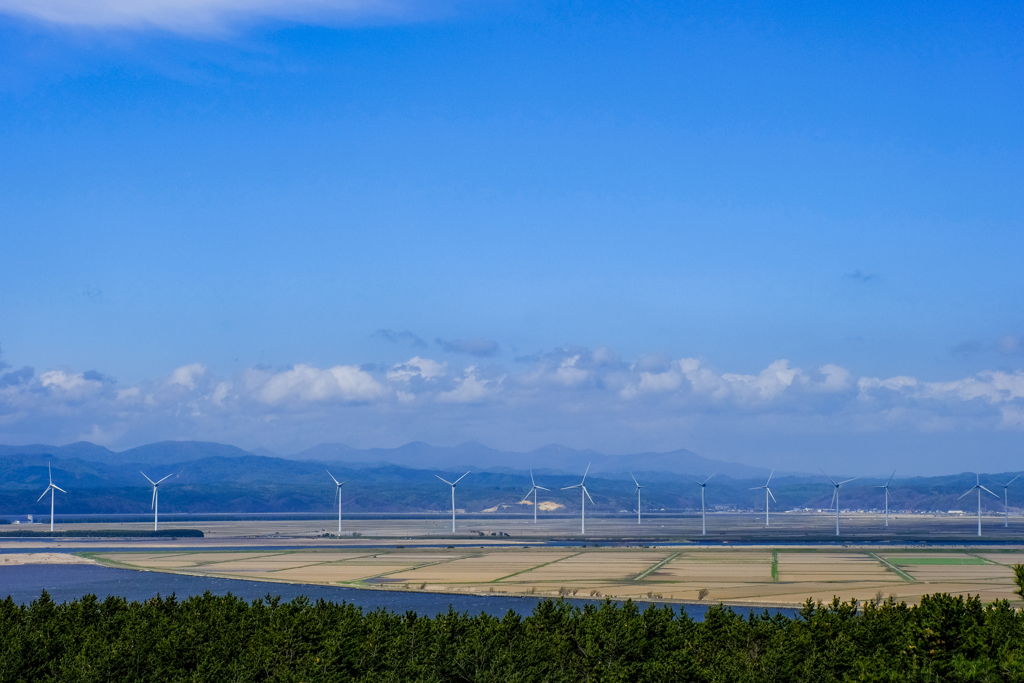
[89,546,1024,608]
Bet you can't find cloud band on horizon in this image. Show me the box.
[0,0,453,33]
[2,347,1023,460]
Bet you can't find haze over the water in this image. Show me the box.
[0,0,1021,475]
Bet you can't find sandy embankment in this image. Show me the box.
[0,553,96,566]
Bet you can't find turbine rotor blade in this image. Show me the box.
[536,485,549,491]
[630,472,639,487]
[583,486,594,505]
[958,488,975,500]
[886,470,896,487]
[51,485,66,493]
[155,473,174,484]
[1005,475,1020,488]
[562,484,581,490]
[530,469,536,487]
[581,462,591,484]
[435,474,454,486]
[766,469,774,486]
[767,488,776,503]
[838,477,858,486]
[37,488,49,502]
[702,472,717,485]
[980,485,999,497]
[140,472,156,485]
[819,468,837,486]
[326,470,340,485]
[453,471,470,485]
[152,488,157,509]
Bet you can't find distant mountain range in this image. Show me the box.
[0,440,776,478]
[0,440,1021,519]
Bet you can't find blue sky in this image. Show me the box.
[0,0,1022,473]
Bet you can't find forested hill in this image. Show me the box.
[1,444,1022,517]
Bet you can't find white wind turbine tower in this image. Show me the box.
[436,472,470,533]
[326,470,347,535]
[688,473,716,535]
[562,463,594,535]
[37,463,66,532]
[875,470,895,527]
[959,473,998,537]
[630,473,643,525]
[520,470,549,523]
[822,469,858,536]
[141,472,174,531]
[749,470,775,527]
[996,475,1020,528]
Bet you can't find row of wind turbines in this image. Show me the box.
[34,465,173,532]
[430,466,1023,538]
[706,469,1018,538]
[32,463,1022,539]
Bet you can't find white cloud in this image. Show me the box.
[39,369,103,395]
[256,364,386,404]
[437,366,497,403]
[169,363,206,390]
[386,356,446,383]
[554,355,589,386]
[0,0,437,33]
[116,386,141,402]
[212,381,232,406]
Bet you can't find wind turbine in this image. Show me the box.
[688,472,716,535]
[37,463,65,532]
[326,470,347,535]
[959,473,998,537]
[520,470,549,523]
[141,472,174,531]
[436,472,470,533]
[630,473,643,525]
[562,463,594,534]
[875,470,895,527]
[822,469,858,536]
[749,470,775,527]
[995,475,1020,528]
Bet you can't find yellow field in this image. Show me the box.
[90,546,1024,607]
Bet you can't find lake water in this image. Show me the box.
[0,564,797,620]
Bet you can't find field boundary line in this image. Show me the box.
[965,552,997,565]
[635,552,680,581]
[492,552,583,583]
[269,553,382,573]
[369,554,469,580]
[868,552,913,581]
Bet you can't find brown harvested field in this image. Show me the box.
[85,545,1024,607]
[778,553,893,581]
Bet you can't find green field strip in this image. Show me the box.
[635,552,681,581]
[771,550,778,582]
[492,552,583,583]
[869,553,914,581]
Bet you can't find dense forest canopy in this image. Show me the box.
[3,588,1024,681]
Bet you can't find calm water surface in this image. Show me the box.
[0,564,797,619]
